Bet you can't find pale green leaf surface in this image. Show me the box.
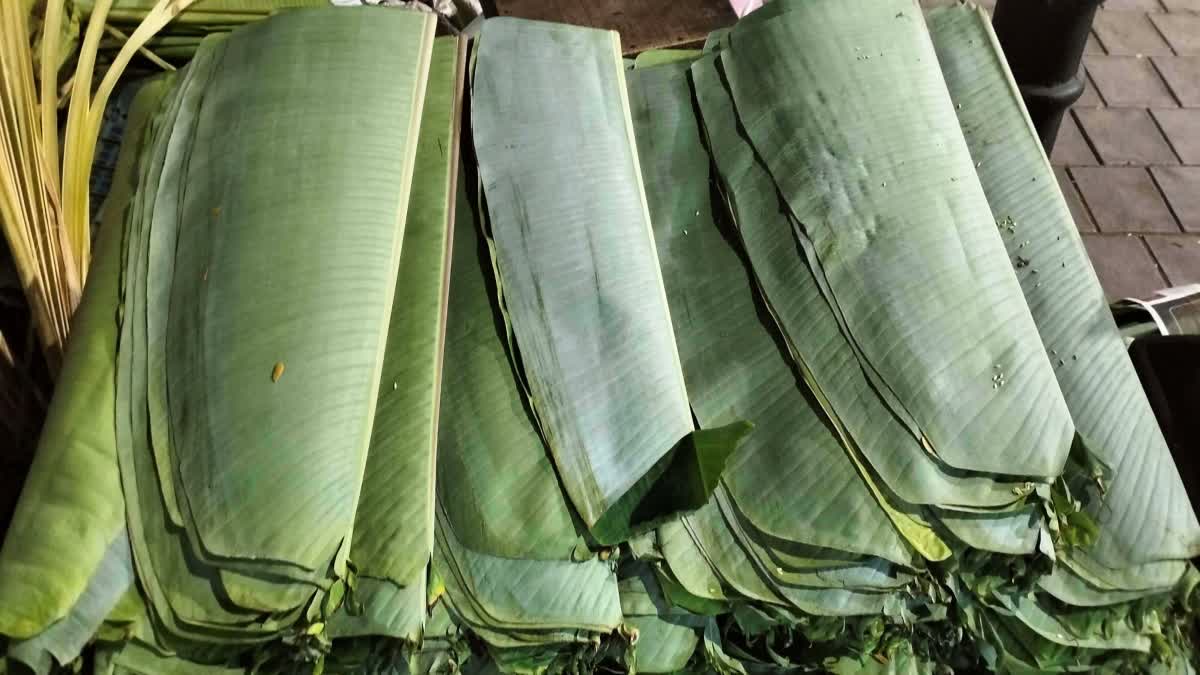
[659,520,728,604]
[995,593,1151,653]
[937,506,1040,556]
[689,51,1028,511]
[115,43,302,640]
[0,75,167,640]
[927,3,1200,568]
[471,17,695,529]
[619,565,704,673]
[718,0,1074,478]
[435,173,588,561]
[628,59,912,566]
[683,495,897,616]
[160,7,433,573]
[324,578,425,641]
[435,505,622,636]
[350,33,464,592]
[7,533,135,673]
[145,41,222,533]
[1062,553,1186,593]
[1038,566,1163,608]
[633,49,702,68]
[433,178,620,645]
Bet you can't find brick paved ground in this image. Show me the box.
[1054,0,1200,299]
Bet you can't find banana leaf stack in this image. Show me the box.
[622,1,1200,671]
[2,1,1199,674]
[1,6,466,672]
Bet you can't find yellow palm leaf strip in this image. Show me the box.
[39,0,66,180]
[59,0,112,281]
[62,0,198,283]
[102,23,176,72]
[0,1,73,366]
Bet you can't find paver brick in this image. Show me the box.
[1085,54,1177,106]
[1151,108,1200,162]
[1161,0,1200,11]
[1150,11,1200,53]
[1085,32,1105,55]
[1144,235,1200,285]
[1052,113,1099,165]
[1056,167,1097,231]
[1093,10,1175,55]
[1076,72,1104,107]
[1151,166,1200,231]
[1076,107,1179,164]
[1072,166,1180,232]
[1082,234,1169,298]
[1153,56,1200,106]
[1101,0,1164,9]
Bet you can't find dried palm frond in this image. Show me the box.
[0,0,195,373]
[0,1,79,370]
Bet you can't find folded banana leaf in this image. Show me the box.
[713,0,1074,481]
[926,3,1200,574]
[109,4,442,655]
[618,562,705,673]
[433,161,621,655]
[926,6,1200,666]
[434,175,590,563]
[0,70,150,634]
[470,17,747,545]
[689,46,1030,518]
[626,57,931,631]
[335,33,467,642]
[690,58,1031,568]
[629,57,915,568]
[0,75,173,675]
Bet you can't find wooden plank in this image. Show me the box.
[492,0,736,53]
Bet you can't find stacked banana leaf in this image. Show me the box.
[622,2,1200,671]
[1,6,465,673]
[2,1,1200,674]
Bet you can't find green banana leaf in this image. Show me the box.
[343,34,466,641]
[436,505,623,639]
[632,49,702,69]
[109,6,437,646]
[693,48,1034,562]
[6,534,134,674]
[163,5,431,571]
[626,58,914,567]
[926,3,1200,571]
[0,75,168,642]
[470,17,742,543]
[993,593,1150,653]
[1038,567,1162,609]
[688,48,1029,514]
[8,3,1200,672]
[618,562,704,673]
[117,31,307,643]
[659,519,729,605]
[433,166,620,651]
[715,0,1074,480]
[434,176,590,562]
